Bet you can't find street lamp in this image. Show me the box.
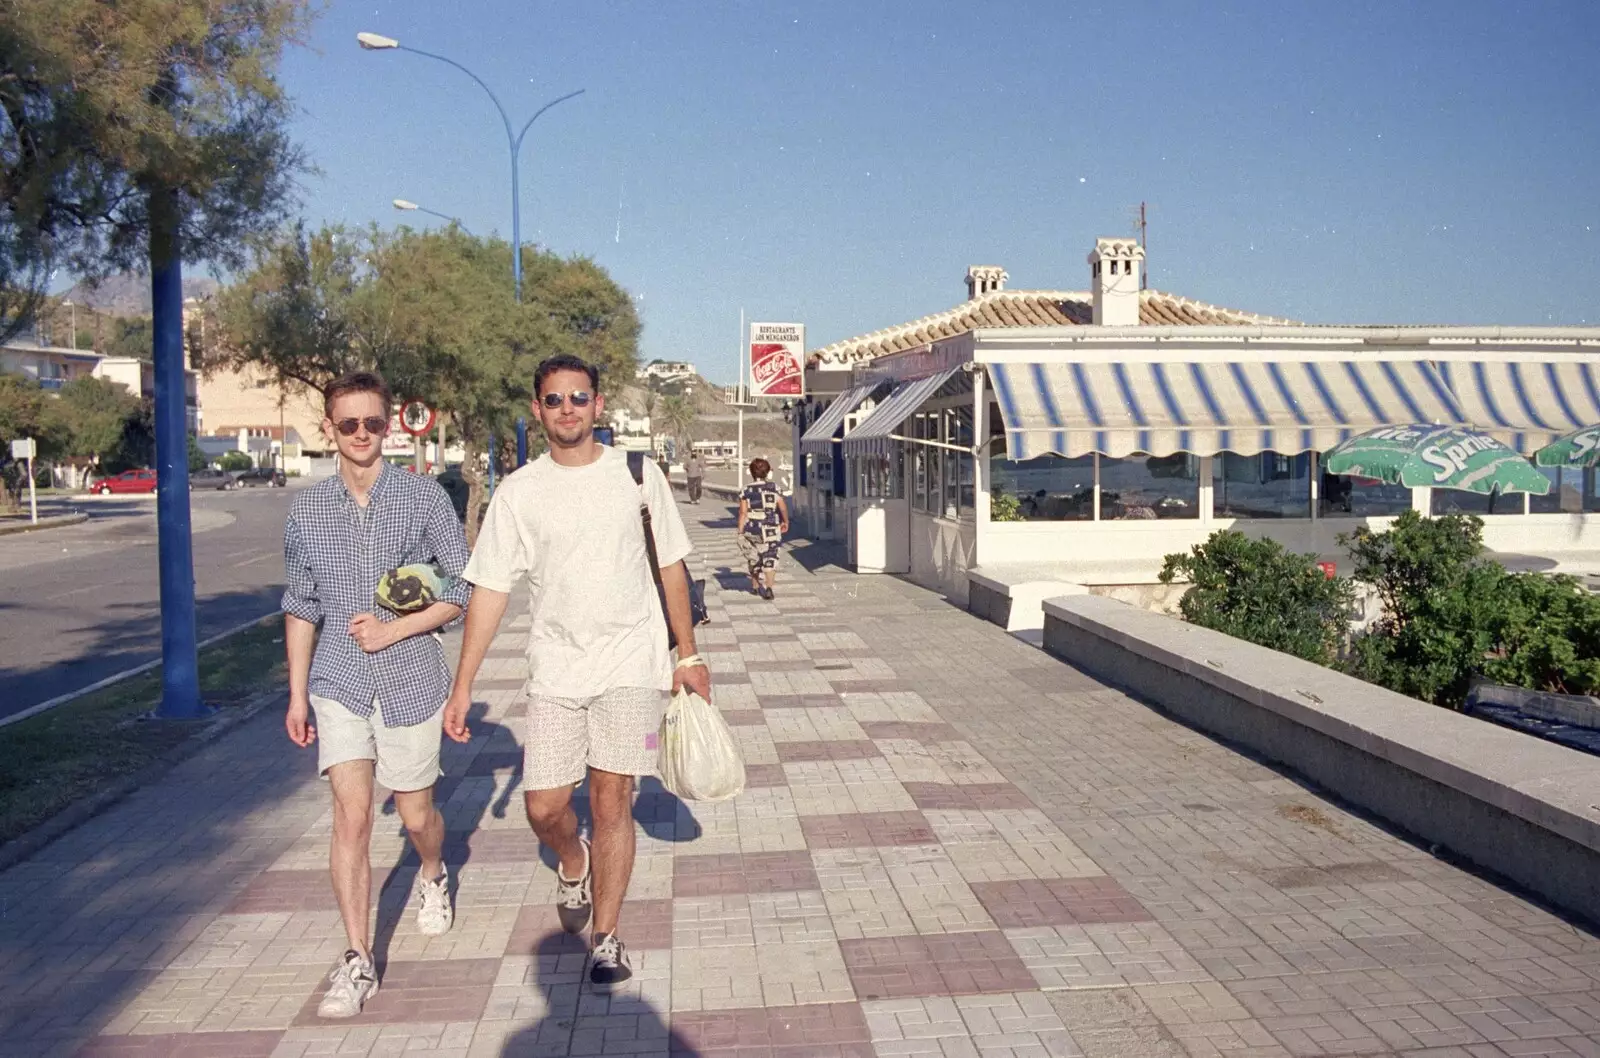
[358,31,583,470]
[392,198,473,235]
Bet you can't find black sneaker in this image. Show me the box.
[554,837,592,934]
[589,932,632,991]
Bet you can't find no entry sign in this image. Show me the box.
[400,401,436,436]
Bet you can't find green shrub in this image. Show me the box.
[218,450,253,471]
[1341,510,1600,706]
[1481,573,1600,696]
[1159,530,1354,663]
[990,490,1024,522]
[1339,510,1497,706]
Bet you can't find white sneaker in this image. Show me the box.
[414,865,453,936]
[318,949,378,1018]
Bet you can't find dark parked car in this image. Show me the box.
[91,468,158,495]
[189,468,236,491]
[235,467,286,488]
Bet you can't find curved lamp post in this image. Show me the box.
[359,31,583,470]
[393,198,473,236]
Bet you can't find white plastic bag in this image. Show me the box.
[657,688,746,802]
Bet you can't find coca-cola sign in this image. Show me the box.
[748,322,805,397]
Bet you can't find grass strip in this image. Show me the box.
[0,618,286,844]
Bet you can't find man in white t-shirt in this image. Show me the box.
[444,354,710,992]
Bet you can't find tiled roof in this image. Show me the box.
[807,289,1300,367]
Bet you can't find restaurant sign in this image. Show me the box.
[749,322,805,397]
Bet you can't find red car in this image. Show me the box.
[93,469,158,495]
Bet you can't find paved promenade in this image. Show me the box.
[3,499,1599,1056]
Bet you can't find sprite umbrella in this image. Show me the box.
[1322,425,1550,496]
[1533,425,1600,468]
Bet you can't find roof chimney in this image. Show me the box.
[965,265,1008,301]
[1087,238,1143,326]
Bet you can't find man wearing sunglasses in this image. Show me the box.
[445,354,709,992]
[281,371,473,1018]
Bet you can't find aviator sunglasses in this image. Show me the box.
[333,417,389,436]
[540,390,594,409]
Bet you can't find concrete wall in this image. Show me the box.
[1042,594,1600,926]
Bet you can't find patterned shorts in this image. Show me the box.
[524,686,665,791]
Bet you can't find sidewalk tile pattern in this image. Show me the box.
[2,497,1599,1056]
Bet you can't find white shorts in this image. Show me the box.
[311,694,443,793]
[524,686,665,791]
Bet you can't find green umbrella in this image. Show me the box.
[1533,425,1600,468]
[1322,425,1550,496]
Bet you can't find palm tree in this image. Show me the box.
[658,394,697,457]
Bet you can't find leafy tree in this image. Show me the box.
[218,450,253,471]
[187,434,206,472]
[0,376,51,507]
[103,317,155,360]
[208,222,374,391]
[1340,511,1503,706]
[46,376,141,464]
[1,0,313,344]
[1159,530,1355,664]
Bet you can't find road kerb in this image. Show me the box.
[0,513,89,537]
[0,609,284,729]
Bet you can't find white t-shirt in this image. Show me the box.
[463,446,692,697]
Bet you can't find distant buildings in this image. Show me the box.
[638,360,696,383]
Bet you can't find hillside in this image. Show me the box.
[61,273,219,317]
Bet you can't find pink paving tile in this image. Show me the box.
[475,677,526,690]
[77,1031,283,1057]
[720,709,768,726]
[775,740,883,763]
[839,932,1037,999]
[290,958,498,1026]
[670,1002,873,1057]
[743,763,789,788]
[858,721,962,743]
[799,811,938,849]
[673,851,820,897]
[505,898,673,955]
[970,876,1153,927]
[902,781,1036,811]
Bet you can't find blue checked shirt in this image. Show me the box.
[282,462,472,726]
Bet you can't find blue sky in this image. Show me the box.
[280,0,1600,383]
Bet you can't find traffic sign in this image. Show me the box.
[400,401,436,436]
[10,438,36,460]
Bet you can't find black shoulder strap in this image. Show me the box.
[626,450,663,587]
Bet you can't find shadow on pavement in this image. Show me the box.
[497,931,696,1058]
[0,705,309,1055]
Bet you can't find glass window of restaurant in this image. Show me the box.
[1099,453,1200,520]
[1213,452,1312,519]
[1530,465,1600,513]
[1318,469,1413,518]
[1431,488,1525,516]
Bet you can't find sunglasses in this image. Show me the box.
[333,417,389,437]
[540,390,594,409]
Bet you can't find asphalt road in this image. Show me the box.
[0,484,296,719]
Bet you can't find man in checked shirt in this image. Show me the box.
[281,372,472,1019]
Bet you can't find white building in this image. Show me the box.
[792,248,1600,633]
[2,338,200,432]
[638,360,697,383]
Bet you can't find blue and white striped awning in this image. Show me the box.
[1435,360,1600,455]
[799,381,883,455]
[989,360,1466,460]
[841,369,964,456]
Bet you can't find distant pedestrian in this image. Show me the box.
[281,371,472,1019]
[656,452,671,484]
[737,457,788,599]
[445,354,710,992]
[685,452,705,503]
